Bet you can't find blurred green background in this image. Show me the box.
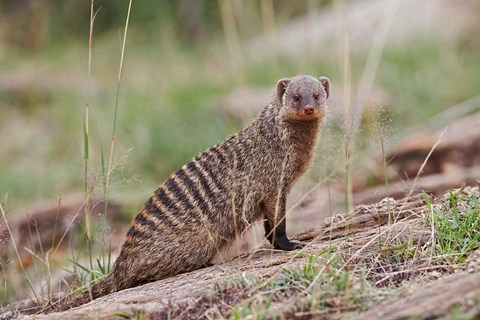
[1,0,479,211]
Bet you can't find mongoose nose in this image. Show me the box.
[304,105,314,115]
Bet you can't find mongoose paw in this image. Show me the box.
[290,241,306,250]
[274,240,306,251]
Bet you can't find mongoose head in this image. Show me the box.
[276,75,330,121]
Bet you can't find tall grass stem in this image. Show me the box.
[102,0,133,270]
[83,0,96,273]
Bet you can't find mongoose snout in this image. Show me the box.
[304,105,315,115]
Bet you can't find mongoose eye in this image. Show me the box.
[293,94,301,102]
[313,93,319,100]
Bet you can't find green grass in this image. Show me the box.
[425,189,480,264]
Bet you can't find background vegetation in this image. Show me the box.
[1,0,479,209]
[0,0,340,209]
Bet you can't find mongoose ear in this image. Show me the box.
[276,78,290,102]
[318,77,331,99]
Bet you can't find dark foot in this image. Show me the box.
[274,240,306,251]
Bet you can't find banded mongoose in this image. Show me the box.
[54,74,330,311]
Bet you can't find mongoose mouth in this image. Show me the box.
[287,108,324,121]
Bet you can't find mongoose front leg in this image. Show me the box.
[264,195,305,251]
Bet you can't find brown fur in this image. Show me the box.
[50,74,330,312]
